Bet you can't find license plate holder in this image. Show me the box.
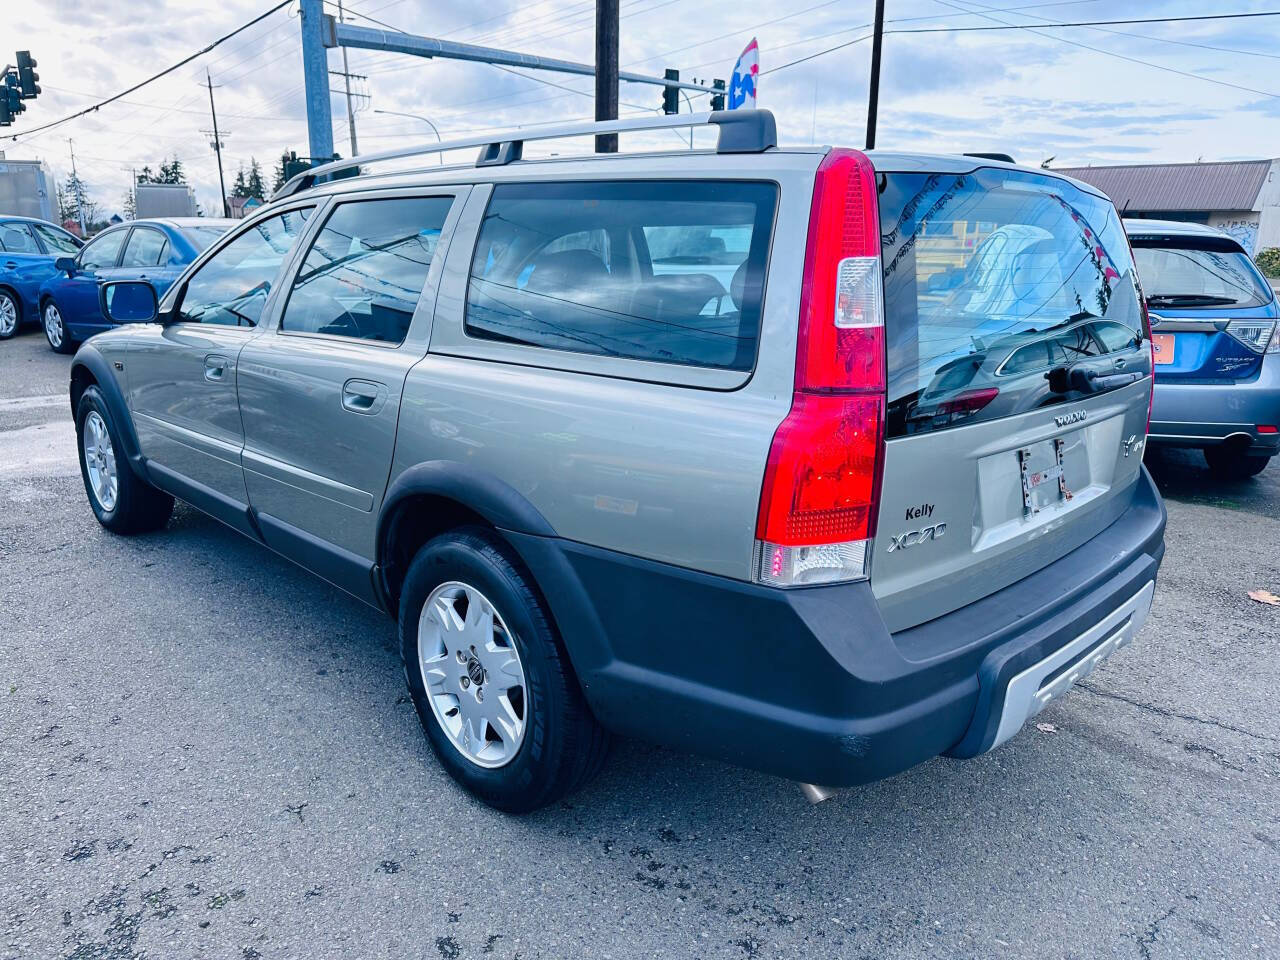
[1152,333,1176,364]
[1018,438,1074,516]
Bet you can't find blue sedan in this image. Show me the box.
[0,216,83,340]
[39,217,235,353]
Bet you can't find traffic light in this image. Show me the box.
[662,69,679,115]
[710,79,726,112]
[2,74,23,125]
[16,51,39,99]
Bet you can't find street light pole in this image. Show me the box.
[372,109,443,163]
[205,70,230,217]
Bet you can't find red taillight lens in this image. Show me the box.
[756,393,884,546]
[755,150,886,586]
[1258,424,1278,434]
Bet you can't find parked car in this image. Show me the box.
[0,215,83,340]
[39,217,235,353]
[68,111,1164,812]
[1125,219,1279,478]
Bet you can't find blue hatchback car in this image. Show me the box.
[1127,219,1280,478]
[0,216,84,341]
[39,217,235,353]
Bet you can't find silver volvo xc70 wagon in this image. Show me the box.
[71,111,1165,812]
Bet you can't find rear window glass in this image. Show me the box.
[879,168,1145,438]
[465,180,777,372]
[1130,239,1272,309]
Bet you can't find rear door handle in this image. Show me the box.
[4,261,17,270]
[342,378,387,415]
[204,354,231,382]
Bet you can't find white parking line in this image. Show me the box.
[0,393,66,411]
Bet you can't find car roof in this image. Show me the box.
[0,215,68,228]
[134,217,238,230]
[1121,218,1229,239]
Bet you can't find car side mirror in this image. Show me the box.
[100,280,159,325]
[55,256,77,275]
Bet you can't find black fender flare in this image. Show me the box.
[377,461,557,571]
[69,345,147,479]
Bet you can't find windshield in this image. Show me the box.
[1129,238,1273,309]
[879,167,1146,438]
[182,225,233,252]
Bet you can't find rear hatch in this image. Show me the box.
[1128,231,1278,380]
[869,163,1152,632]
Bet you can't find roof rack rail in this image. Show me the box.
[276,109,777,198]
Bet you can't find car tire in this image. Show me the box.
[44,300,76,354]
[0,289,20,339]
[75,386,175,534]
[1203,445,1270,480]
[399,526,609,813]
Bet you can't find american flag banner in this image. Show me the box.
[728,38,759,110]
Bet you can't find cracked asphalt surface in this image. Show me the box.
[2,327,1278,959]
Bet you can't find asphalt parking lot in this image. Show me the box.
[2,326,1278,960]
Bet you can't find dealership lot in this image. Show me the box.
[1,328,1278,959]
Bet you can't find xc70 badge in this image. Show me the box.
[887,522,947,553]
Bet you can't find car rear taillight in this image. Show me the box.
[755,149,885,588]
[1225,319,1278,354]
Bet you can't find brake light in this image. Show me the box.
[1259,425,1278,434]
[755,149,886,587]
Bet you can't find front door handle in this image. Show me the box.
[204,354,231,382]
[342,378,387,415]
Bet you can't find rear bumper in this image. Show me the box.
[1149,361,1280,454]
[506,467,1167,787]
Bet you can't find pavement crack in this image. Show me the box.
[1135,906,1176,960]
[1078,683,1280,744]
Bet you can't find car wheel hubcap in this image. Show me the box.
[83,411,118,511]
[44,305,62,347]
[0,296,15,335]
[418,581,527,769]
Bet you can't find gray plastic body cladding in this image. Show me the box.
[499,466,1164,787]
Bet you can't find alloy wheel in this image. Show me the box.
[44,303,63,348]
[418,581,528,769]
[83,411,118,511]
[0,295,16,337]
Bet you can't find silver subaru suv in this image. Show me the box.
[71,111,1165,812]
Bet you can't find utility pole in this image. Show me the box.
[594,0,619,153]
[67,138,86,235]
[338,0,358,155]
[205,70,230,218]
[865,0,885,150]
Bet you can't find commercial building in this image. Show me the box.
[1057,158,1280,254]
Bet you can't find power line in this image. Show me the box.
[890,10,1280,35]
[7,0,294,142]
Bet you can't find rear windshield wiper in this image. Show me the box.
[1146,294,1237,307]
[1045,364,1143,396]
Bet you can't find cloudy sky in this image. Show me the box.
[7,0,1280,219]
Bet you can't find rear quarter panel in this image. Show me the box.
[391,151,821,580]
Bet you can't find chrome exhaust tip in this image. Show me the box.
[799,783,840,804]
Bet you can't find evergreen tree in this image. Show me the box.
[62,173,97,227]
[158,156,186,184]
[246,158,265,199]
[231,164,249,198]
[56,182,77,223]
[271,154,289,193]
[122,187,136,220]
[136,165,156,185]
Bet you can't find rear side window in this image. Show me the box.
[31,223,82,254]
[878,168,1145,438]
[0,223,38,253]
[121,228,168,268]
[465,180,777,371]
[281,196,450,344]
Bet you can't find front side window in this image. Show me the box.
[0,222,38,253]
[121,228,168,268]
[281,196,451,344]
[31,223,82,254]
[177,208,313,327]
[78,229,127,270]
[1130,238,1273,309]
[465,180,778,371]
